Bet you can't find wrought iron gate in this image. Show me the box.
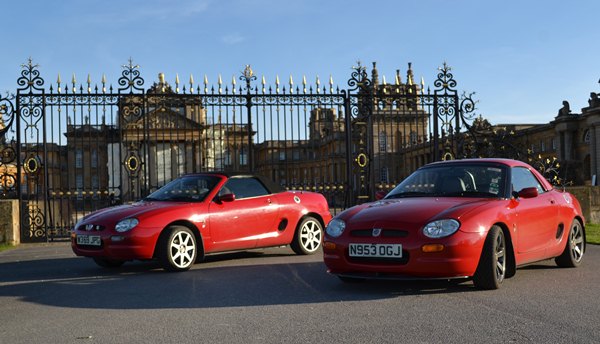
[0,59,476,242]
[345,61,476,202]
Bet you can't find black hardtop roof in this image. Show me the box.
[181,172,284,194]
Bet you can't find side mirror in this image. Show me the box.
[375,190,387,200]
[517,187,538,199]
[218,193,236,203]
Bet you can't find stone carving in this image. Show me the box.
[557,100,571,117]
[589,92,599,108]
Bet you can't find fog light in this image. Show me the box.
[111,235,125,242]
[323,241,337,251]
[422,244,444,253]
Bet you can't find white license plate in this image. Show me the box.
[77,235,101,246]
[349,243,402,258]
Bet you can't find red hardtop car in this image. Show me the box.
[323,158,585,289]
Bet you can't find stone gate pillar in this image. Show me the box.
[0,200,20,245]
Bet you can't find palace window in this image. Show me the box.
[75,149,83,168]
[239,146,247,166]
[76,174,84,200]
[156,144,172,186]
[380,167,389,183]
[410,131,418,145]
[584,129,591,144]
[91,149,98,168]
[379,132,387,153]
[224,148,232,166]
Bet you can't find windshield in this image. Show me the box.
[143,175,221,202]
[385,164,508,199]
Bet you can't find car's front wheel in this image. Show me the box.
[291,216,323,255]
[473,225,506,290]
[159,226,197,272]
[555,219,585,268]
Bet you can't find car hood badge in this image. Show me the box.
[372,228,382,237]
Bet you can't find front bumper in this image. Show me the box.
[323,230,486,279]
[71,229,158,261]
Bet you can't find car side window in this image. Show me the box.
[223,177,270,199]
[511,167,544,194]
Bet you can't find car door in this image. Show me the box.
[511,167,559,255]
[208,176,280,251]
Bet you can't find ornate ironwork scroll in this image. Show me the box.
[346,62,373,203]
[16,59,47,240]
[0,92,17,197]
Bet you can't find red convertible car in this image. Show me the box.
[323,158,585,289]
[72,173,331,271]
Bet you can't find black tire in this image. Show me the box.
[92,257,125,268]
[158,226,197,272]
[338,276,366,283]
[473,226,506,290]
[555,219,585,268]
[291,216,323,255]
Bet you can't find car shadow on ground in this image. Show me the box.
[0,249,484,310]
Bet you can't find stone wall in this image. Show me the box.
[565,186,600,224]
[0,200,20,245]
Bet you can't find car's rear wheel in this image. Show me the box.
[555,219,585,268]
[92,257,124,268]
[159,226,197,272]
[291,216,323,255]
[473,225,506,290]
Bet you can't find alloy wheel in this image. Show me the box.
[570,221,584,263]
[169,230,196,269]
[300,219,322,253]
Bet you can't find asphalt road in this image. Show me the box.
[0,242,599,344]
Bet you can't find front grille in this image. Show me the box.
[350,229,409,238]
[77,224,106,232]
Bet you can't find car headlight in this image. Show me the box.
[422,219,460,238]
[326,218,346,238]
[115,218,139,232]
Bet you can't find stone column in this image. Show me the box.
[591,125,597,184]
[557,132,564,160]
[564,130,573,160]
[0,200,20,245]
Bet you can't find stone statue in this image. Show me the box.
[589,92,599,108]
[558,100,571,117]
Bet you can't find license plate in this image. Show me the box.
[77,235,101,246]
[349,243,402,258]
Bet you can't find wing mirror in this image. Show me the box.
[516,187,538,199]
[217,193,236,203]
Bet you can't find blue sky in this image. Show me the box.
[1,0,599,124]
